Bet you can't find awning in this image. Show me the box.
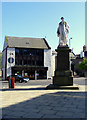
[12,65,48,71]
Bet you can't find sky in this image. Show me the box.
[86,1,87,47]
[1,2,85,54]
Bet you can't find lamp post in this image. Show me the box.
[69,38,72,71]
[69,37,72,48]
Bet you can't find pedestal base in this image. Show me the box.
[53,76,73,86]
[46,84,79,90]
[46,46,79,90]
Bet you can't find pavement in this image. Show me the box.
[0,77,87,119]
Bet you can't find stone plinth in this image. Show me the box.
[53,46,73,86]
[46,46,79,90]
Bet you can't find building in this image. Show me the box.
[70,51,84,76]
[2,36,51,80]
[0,52,2,77]
[51,51,57,77]
[83,45,87,58]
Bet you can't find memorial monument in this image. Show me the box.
[46,17,79,89]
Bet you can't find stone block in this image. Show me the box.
[46,84,79,90]
[53,76,73,86]
[55,70,72,77]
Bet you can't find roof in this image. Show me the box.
[5,36,51,49]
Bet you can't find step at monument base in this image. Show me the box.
[46,84,79,90]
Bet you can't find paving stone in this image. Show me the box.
[22,113,43,118]
[39,109,57,115]
[42,114,59,118]
[1,78,86,119]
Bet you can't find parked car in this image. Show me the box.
[7,75,29,83]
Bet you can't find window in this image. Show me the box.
[26,42,29,44]
[15,48,44,66]
[15,59,18,65]
[28,60,31,65]
[15,49,19,55]
[23,49,28,55]
[19,49,23,55]
[32,60,35,65]
[24,60,27,65]
[19,60,22,65]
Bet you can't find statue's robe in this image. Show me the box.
[57,21,69,46]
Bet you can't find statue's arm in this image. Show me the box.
[57,24,60,37]
[57,27,60,37]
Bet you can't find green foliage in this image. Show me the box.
[78,58,87,71]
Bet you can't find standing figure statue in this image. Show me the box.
[57,17,70,46]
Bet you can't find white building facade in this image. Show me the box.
[51,51,57,77]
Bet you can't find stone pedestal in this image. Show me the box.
[46,46,79,90]
[53,46,73,86]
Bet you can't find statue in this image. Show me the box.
[46,17,79,89]
[57,17,70,46]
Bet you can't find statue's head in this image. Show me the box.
[61,17,64,22]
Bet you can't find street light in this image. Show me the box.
[69,38,72,70]
[69,37,72,48]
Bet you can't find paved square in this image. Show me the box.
[0,78,86,119]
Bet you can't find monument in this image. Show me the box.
[46,17,79,89]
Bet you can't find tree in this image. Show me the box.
[78,58,87,71]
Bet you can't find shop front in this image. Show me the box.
[12,66,48,80]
